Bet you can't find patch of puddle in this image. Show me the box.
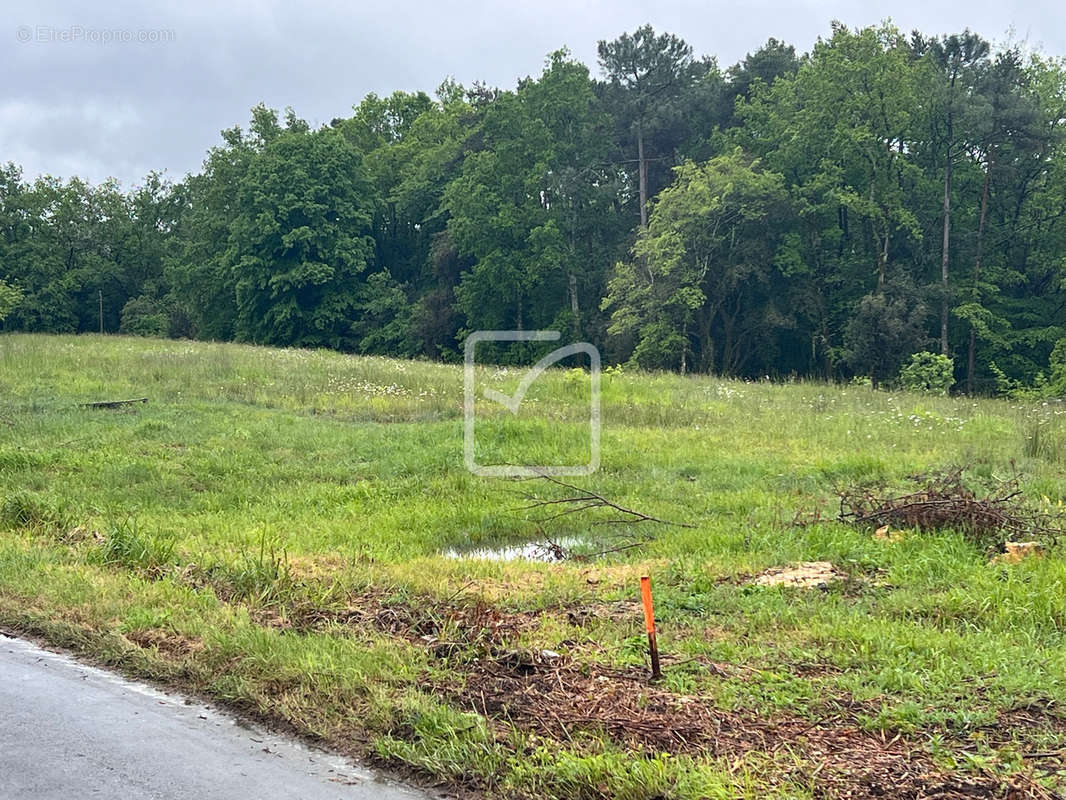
[443,536,591,562]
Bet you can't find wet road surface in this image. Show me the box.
[0,632,432,800]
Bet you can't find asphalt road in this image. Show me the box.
[0,632,432,800]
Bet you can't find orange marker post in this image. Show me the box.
[640,575,661,680]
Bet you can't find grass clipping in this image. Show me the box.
[836,466,1065,550]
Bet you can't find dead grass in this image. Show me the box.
[125,628,205,658]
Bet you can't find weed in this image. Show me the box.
[1023,416,1064,463]
[0,491,69,532]
[196,533,295,606]
[93,517,176,578]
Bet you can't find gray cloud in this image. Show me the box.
[3,0,1063,187]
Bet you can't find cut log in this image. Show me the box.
[81,398,148,409]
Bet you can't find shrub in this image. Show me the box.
[120,296,169,338]
[899,351,954,396]
[0,278,23,324]
[989,360,1048,401]
[1046,337,1066,396]
[843,277,930,389]
[629,321,685,371]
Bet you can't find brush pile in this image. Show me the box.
[838,466,1064,548]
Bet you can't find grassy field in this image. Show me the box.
[2,333,1066,798]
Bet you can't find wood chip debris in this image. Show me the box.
[750,561,843,589]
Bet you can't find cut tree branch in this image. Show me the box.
[517,473,694,528]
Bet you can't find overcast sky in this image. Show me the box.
[4,0,1064,188]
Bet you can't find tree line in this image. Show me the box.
[3,21,1066,393]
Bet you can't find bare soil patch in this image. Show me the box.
[316,597,1059,794]
[439,650,1046,799]
[171,570,1059,798]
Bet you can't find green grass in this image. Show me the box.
[2,332,1066,797]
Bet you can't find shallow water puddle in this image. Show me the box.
[443,536,590,562]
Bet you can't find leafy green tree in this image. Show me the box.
[0,163,29,327]
[228,123,376,349]
[844,276,931,388]
[351,271,416,355]
[165,133,250,340]
[357,84,478,356]
[597,25,699,227]
[952,48,1044,392]
[447,51,619,339]
[2,22,1066,392]
[734,23,926,376]
[961,51,1062,391]
[2,165,178,336]
[166,105,308,341]
[913,31,990,356]
[5,176,134,333]
[409,231,468,360]
[1044,337,1066,395]
[120,295,168,337]
[724,38,799,115]
[0,278,22,323]
[340,90,437,288]
[604,149,792,373]
[899,351,955,395]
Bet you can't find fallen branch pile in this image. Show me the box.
[838,466,1064,548]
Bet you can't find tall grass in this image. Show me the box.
[93,517,176,577]
[2,333,1066,798]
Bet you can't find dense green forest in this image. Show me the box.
[4,21,1066,393]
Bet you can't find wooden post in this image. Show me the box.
[98,290,104,334]
[640,576,661,681]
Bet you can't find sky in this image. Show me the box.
[3,0,1064,188]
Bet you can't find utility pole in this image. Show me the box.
[99,290,104,334]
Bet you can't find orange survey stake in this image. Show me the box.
[640,575,656,633]
[640,576,662,680]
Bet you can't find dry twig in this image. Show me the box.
[516,472,694,528]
